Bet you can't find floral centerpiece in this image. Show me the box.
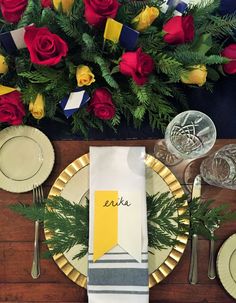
[0,0,235,136]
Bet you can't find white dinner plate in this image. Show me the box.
[0,125,54,193]
[217,233,236,299]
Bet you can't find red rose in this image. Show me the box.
[83,0,119,27]
[24,25,68,66]
[163,15,194,45]
[221,44,236,74]
[0,91,25,125]
[119,48,154,85]
[0,0,28,23]
[88,88,115,120]
[41,0,52,8]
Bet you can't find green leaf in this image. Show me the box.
[192,33,213,55]
[207,67,220,82]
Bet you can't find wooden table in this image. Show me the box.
[1,139,236,303]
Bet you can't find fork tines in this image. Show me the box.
[33,184,44,206]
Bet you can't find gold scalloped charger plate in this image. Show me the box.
[217,233,236,299]
[0,125,54,193]
[45,153,188,288]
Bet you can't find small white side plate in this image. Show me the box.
[217,233,236,299]
[0,125,54,193]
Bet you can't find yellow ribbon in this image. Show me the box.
[0,85,16,96]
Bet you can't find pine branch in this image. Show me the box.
[157,54,184,82]
[173,50,229,66]
[10,192,236,259]
[94,55,119,89]
[19,71,51,84]
[56,14,82,43]
[189,198,236,239]
[10,202,45,221]
[198,14,236,39]
[147,192,188,249]
[130,80,151,107]
[17,0,42,28]
[71,109,104,136]
[148,93,175,132]
[110,113,121,127]
[189,0,220,25]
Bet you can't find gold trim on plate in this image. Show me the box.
[45,153,188,289]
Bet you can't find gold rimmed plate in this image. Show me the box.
[45,153,188,288]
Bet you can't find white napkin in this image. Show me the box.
[88,146,149,303]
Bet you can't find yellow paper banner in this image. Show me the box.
[93,190,118,262]
[0,85,16,96]
[104,18,123,43]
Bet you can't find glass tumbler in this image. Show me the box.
[200,144,236,190]
[154,110,217,166]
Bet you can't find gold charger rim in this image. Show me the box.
[45,153,189,289]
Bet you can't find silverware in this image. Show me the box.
[206,219,220,279]
[189,174,201,285]
[31,184,43,279]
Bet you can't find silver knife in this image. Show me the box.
[189,174,201,285]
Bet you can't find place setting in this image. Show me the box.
[1,108,236,301]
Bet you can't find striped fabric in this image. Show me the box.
[161,0,189,15]
[88,147,149,303]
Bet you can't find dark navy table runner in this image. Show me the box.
[36,75,236,140]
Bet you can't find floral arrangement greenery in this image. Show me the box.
[10,193,236,260]
[0,0,236,135]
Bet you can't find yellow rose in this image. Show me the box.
[76,65,95,87]
[29,94,45,120]
[132,6,159,32]
[180,65,207,87]
[53,0,74,14]
[0,54,8,74]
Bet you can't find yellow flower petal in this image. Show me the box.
[0,54,8,74]
[76,65,96,87]
[29,94,45,120]
[181,65,207,87]
[132,6,159,32]
[53,0,74,14]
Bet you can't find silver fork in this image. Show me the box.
[31,184,44,279]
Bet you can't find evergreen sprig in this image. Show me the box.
[147,193,188,249]
[11,196,89,260]
[10,192,236,258]
[189,197,236,239]
[10,192,236,260]
[11,193,188,258]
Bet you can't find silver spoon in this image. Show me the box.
[205,219,220,279]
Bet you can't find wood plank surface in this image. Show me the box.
[0,139,236,302]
